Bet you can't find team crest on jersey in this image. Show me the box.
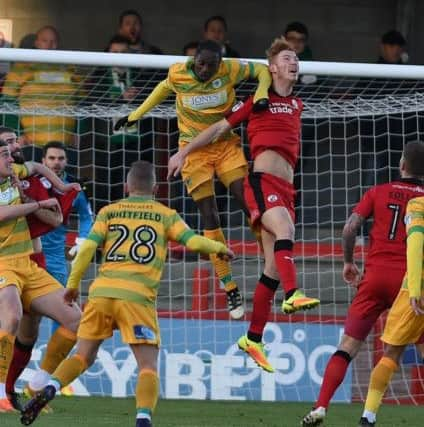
[404,214,412,225]
[267,194,278,203]
[231,101,244,113]
[291,99,299,109]
[40,177,52,189]
[133,325,156,341]
[212,78,222,88]
[21,180,30,190]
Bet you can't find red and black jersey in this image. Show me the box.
[22,175,78,239]
[226,90,303,169]
[353,178,424,269]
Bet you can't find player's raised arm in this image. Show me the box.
[24,161,81,193]
[114,79,173,130]
[167,118,231,179]
[250,62,272,108]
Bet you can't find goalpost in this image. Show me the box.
[1,47,424,403]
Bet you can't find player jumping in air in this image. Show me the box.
[302,141,424,426]
[115,39,272,319]
[168,36,320,373]
[21,160,234,427]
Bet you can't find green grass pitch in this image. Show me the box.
[2,397,423,426]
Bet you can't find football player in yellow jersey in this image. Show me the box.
[358,195,424,427]
[0,140,82,413]
[21,160,234,427]
[115,40,272,319]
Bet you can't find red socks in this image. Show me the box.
[316,350,352,409]
[274,240,297,294]
[248,274,279,342]
[6,339,33,395]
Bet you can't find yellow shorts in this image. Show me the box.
[0,256,62,312]
[181,137,248,200]
[78,297,160,346]
[382,290,424,346]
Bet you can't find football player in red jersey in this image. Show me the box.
[0,127,78,410]
[167,36,320,372]
[301,141,424,426]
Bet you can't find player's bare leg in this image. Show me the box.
[261,206,319,313]
[0,285,22,413]
[131,344,159,427]
[21,338,101,425]
[303,334,362,425]
[24,290,80,401]
[195,192,244,319]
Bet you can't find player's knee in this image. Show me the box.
[384,346,403,364]
[338,335,361,358]
[334,349,352,363]
[141,359,158,372]
[60,309,81,333]
[2,311,22,335]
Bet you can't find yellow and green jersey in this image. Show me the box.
[166,59,256,146]
[2,62,83,146]
[402,196,424,295]
[87,196,195,306]
[0,163,32,259]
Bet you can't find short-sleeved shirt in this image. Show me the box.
[401,196,424,293]
[0,163,32,259]
[226,90,303,169]
[166,59,256,145]
[353,179,424,269]
[87,196,195,306]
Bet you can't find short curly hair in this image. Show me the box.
[266,36,294,62]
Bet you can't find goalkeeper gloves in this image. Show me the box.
[68,237,85,258]
[114,115,137,131]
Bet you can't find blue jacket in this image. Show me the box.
[41,172,93,278]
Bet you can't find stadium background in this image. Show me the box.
[2,0,424,62]
[1,0,424,424]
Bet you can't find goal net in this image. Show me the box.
[1,49,424,403]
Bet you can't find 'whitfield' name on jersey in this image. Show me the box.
[106,208,162,222]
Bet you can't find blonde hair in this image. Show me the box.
[127,160,156,192]
[266,36,294,63]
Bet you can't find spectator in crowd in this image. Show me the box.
[18,33,36,48]
[117,9,162,54]
[87,35,141,105]
[0,30,13,85]
[284,21,313,60]
[378,30,407,64]
[284,22,316,85]
[1,25,83,146]
[203,15,240,57]
[183,41,198,56]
